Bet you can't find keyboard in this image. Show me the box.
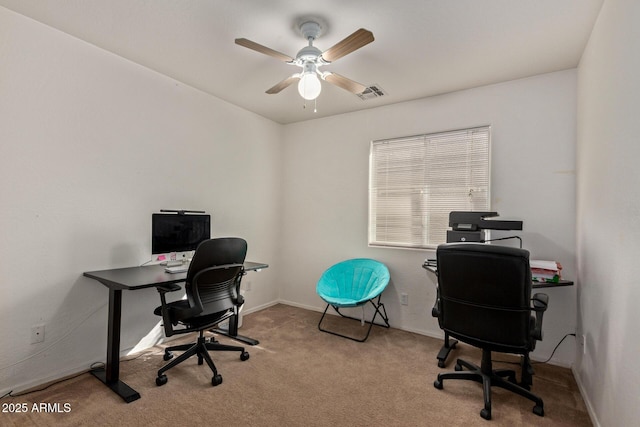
[165,265,188,274]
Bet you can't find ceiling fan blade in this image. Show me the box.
[321,29,374,63]
[266,75,300,94]
[235,38,294,62]
[324,73,367,94]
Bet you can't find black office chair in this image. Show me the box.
[154,237,250,387]
[432,243,549,420]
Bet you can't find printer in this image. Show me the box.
[446,211,523,243]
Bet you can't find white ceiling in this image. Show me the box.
[0,0,603,124]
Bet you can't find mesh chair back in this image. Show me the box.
[436,243,532,352]
[186,238,247,317]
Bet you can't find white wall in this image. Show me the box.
[0,7,282,394]
[576,0,640,425]
[280,70,578,366]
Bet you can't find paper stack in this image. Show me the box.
[530,260,562,283]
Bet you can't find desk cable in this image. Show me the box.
[1,362,104,399]
[480,235,523,248]
[0,302,108,400]
[492,332,575,366]
[1,350,161,400]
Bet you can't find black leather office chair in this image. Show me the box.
[154,237,250,387]
[432,243,549,420]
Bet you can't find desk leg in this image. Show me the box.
[91,287,140,403]
[213,313,259,346]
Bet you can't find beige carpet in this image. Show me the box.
[2,304,591,426]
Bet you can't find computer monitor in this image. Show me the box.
[151,212,211,255]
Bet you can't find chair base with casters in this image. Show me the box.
[156,330,250,387]
[318,294,390,342]
[434,349,544,420]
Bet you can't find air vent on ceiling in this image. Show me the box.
[356,84,387,101]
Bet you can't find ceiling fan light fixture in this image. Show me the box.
[298,71,322,100]
[236,21,374,103]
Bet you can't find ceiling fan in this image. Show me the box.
[235,19,374,102]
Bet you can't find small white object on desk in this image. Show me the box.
[165,265,188,274]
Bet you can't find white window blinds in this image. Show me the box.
[368,126,490,249]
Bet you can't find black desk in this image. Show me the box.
[84,261,268,403]
[421,260,574,288]
[421,260,573,367]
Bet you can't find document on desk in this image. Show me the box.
[530,260,562,283]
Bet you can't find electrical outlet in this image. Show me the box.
[245,281,252,291]
[576,333,587,355]
[31,324,45,344]
[400,293,409,306]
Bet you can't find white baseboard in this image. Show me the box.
[1,363,92,398]
[277,300,444,339]
[242,300,281,315]
[275,299,325,313]
[571,365,600,427]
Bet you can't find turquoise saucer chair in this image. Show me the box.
[316,258,391,342]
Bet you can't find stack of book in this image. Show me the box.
[530,260,562,283]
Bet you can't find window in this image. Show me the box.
[368,126,490,249]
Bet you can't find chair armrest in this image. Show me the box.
[156,283,182,310]
[530,293,549,341]
[156,283,184,337]
[156,283,183,294]
[432,296,440,317]
[234,268,246,306]
[431,281,443,318]
[532,293,549,311]
[156,283,183,309]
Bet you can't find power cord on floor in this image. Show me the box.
[532,333,575,364]
[0,363,103,399]
[492,332,575,365]
[1,350,160,400]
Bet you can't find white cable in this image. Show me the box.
[0,302,108,372]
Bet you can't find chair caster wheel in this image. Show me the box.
[156,375,168,386]
[480,408,491,420]
[212,374,223,386]
[433,380,443,390]
[240,351,250,361]
[437,360,445,368]
[163,351,173,361]
[454,363,463,371]
[533,405,544,417]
